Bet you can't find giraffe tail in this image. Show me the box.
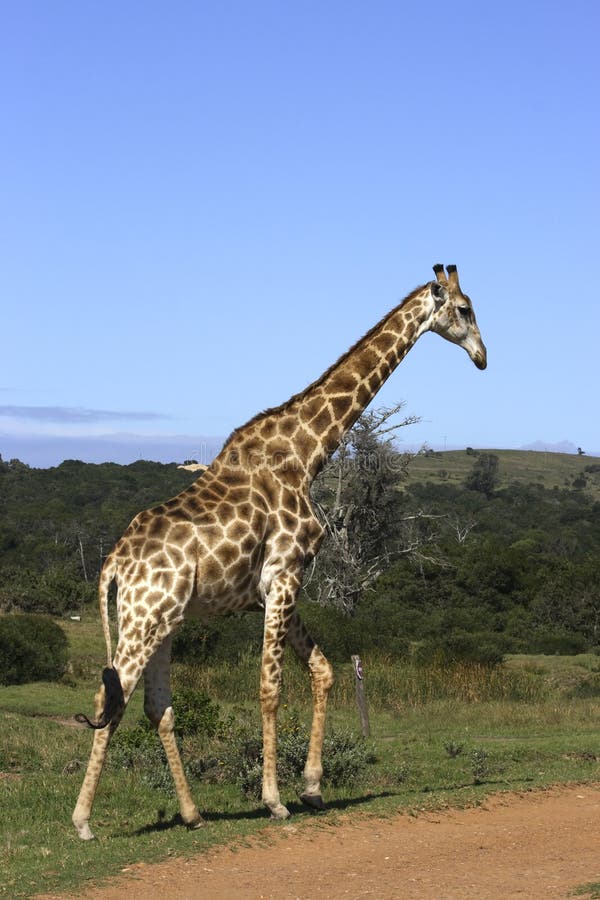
[74,554,124,729]
[74,667,124,729]
[98,552,117,668]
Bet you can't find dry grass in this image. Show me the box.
[407,448,600,497]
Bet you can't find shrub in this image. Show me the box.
[471,748,490,784]
[569,674,600,699]
[171,687,220,737]
[109,719,174,792]
[0,614,68,684]
[172,618,219,663]
[444,740,464,758]
[464,451,500,497]
[0,565,95,616]
[207,710,372,800]
[110,718,161,769]
[298,602,366,662]
[299,599,411,662]
[530,631,588,655]
[322,729,375,785]
[172,614,263,663]
[109,690,222,793]
[416,630,507,666]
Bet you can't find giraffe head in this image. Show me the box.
[428,264,487,370]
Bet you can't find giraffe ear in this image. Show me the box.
[430,281,448,310]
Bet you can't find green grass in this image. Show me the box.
[3,636,600,897]
[407,448,600,497]
[574,884,600,898]
[62,615,111,679]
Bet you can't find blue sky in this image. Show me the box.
[2,0,599,466]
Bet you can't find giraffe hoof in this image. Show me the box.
[74,821,95,841]
[266,802,291,820]
[300,792,326,811]
[183,810,205,830]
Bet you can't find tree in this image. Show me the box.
[464,452,500,499]
[306,403,420,613]
[0,614,68,684]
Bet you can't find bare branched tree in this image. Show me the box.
[305,403,442,612]
[446,514,478,545]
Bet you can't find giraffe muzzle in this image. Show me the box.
[464,333,487,370]
[472,346,487,370]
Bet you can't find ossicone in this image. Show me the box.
[446,264,461,290]
[432,263,447,286]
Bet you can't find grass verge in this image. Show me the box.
[3,644,600,897]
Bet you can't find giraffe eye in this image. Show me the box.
[458,306,471,319]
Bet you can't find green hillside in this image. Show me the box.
[407,449,600,499]
[1,441,600,670]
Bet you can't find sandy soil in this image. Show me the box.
[42,786,600,899]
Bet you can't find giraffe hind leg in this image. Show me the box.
[72,675,127,840]
[72,620,175,840]
[287,611,334,811]
[143,637,203,828]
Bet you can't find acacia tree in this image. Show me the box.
[464,452,500,499]
[305,403,424,613]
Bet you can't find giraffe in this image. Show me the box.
[72,264,486,839]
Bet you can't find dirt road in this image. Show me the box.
[43,786,600,899]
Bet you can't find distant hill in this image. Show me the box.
[0,433,224,469]
[406,448,600,500]
[520,440,580,454]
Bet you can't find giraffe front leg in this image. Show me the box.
[287,611,334,810]
[260,573,298,820]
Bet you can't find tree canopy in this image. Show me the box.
[2,436,600,662]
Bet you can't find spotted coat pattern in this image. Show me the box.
[73,265,487,839]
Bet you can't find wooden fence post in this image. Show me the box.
[351,654,370,738]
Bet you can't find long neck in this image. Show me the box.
[290,285,433,477]
[217,284,434,484]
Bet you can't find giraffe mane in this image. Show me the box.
[222,284,427,449]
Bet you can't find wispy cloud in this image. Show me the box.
[0,406,171,424]
[0,387,51,393]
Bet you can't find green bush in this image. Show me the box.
[530,631,588,655]
[173,600,411,668]
[0,614,68,684]
[471,747,490,784]
[569,673,600,699]
[298,602,365,662]
[0,565,95,616]
[109,690,222,794]
[171,687,221,737]
[172,614,263,663]
[207,710,372,800]
[109,719,174,792]
[322,728,375,785]
[110,718,162,770]
[299,599,411,662]
[416,630,507,666]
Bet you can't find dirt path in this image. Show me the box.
[43,786,600,899]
